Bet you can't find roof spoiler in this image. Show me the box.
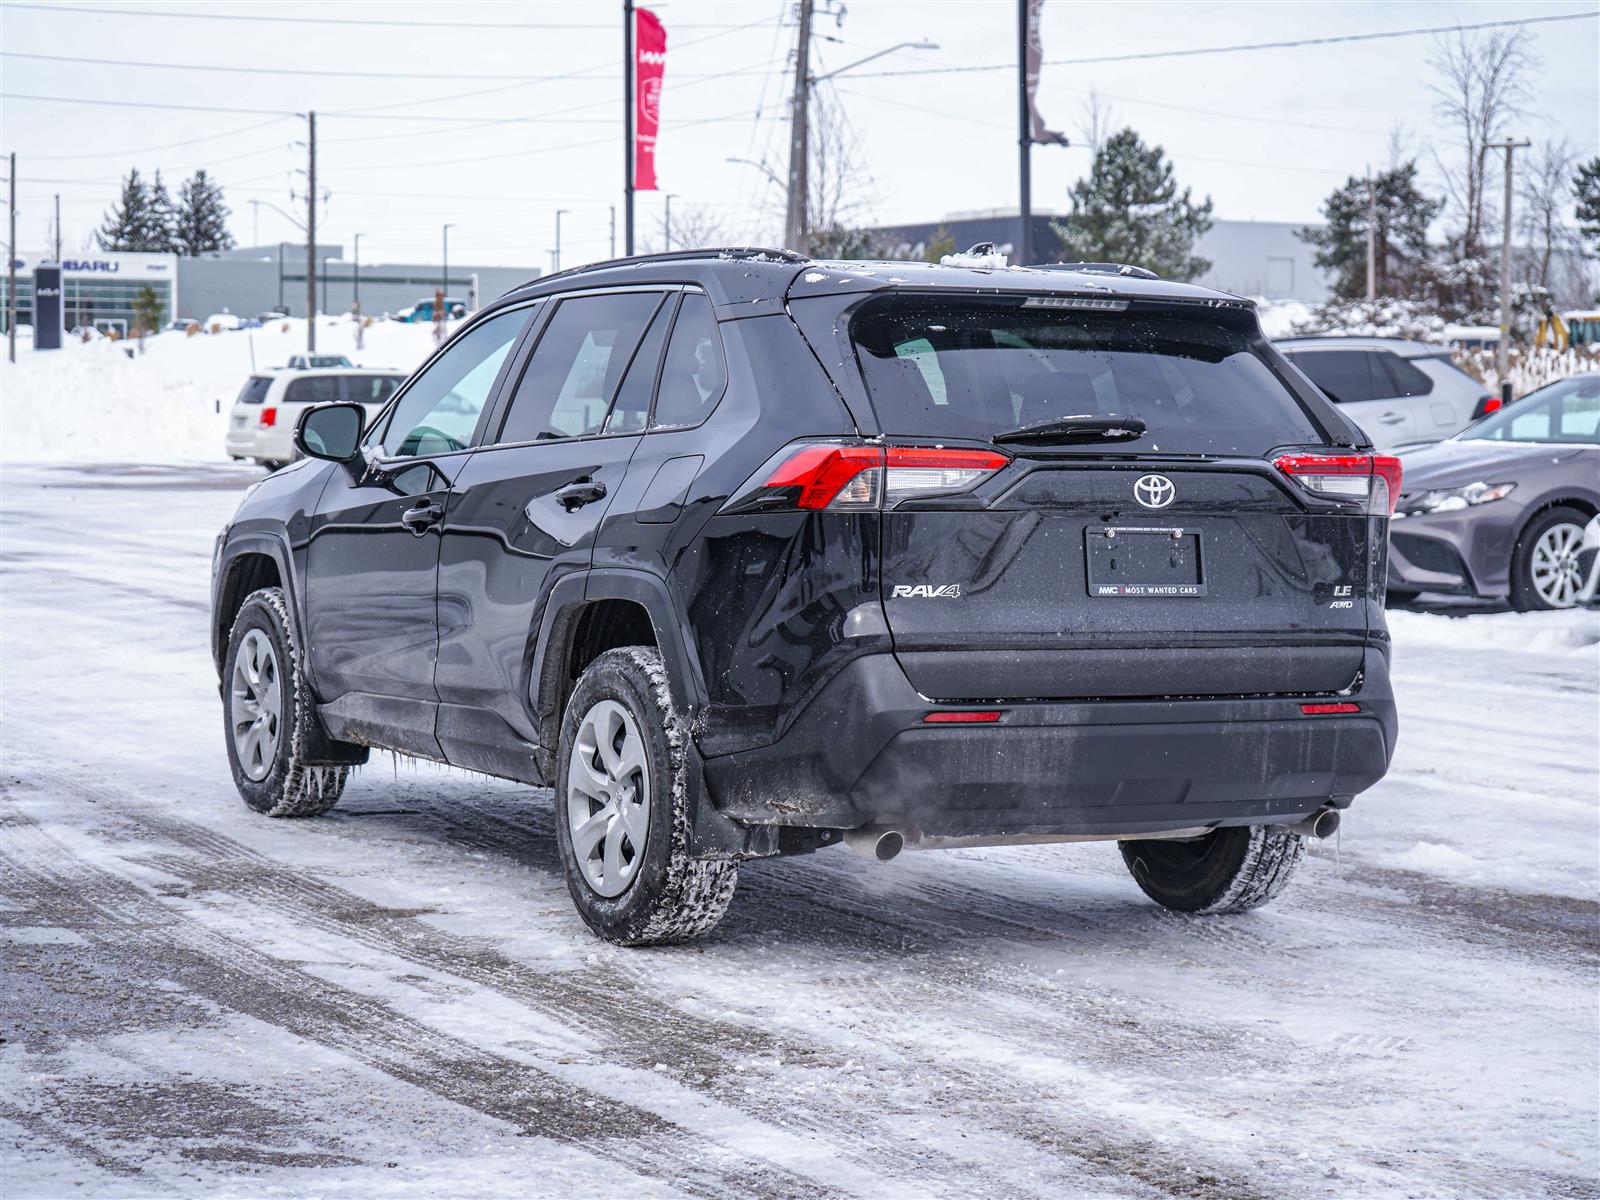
[1031,262,1161,280]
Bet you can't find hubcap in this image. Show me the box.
[565,699,650,898]
[1531,522,1584,608]
[231,629,283,781]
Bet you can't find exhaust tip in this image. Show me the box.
[845,825,905,862]
[1311,809,1341,839]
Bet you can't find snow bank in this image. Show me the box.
[1388,607,1600,657]
[1,318,443,463]
[1253,298,1311,339]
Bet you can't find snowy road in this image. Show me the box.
[3,462,1597,1199]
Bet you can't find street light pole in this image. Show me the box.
[352,233,363,313]
[1018,0,1032,267]
[664,193,675,251]
[554,209,568,271]
[442,222,454,307]
[322,255,332,316]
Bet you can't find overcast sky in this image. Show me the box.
[3,0,1597,272]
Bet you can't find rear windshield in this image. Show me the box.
[236,376,272,405]
[851,298,1322,454]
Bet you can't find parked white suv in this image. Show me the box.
[1275,336,1497,449]
[225,369,405,469]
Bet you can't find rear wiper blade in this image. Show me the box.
[991,414,1147,445]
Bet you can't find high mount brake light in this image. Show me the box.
[1273,453,1402,515]
[735,443,1010,512]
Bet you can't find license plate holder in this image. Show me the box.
[1086,526,1205,597]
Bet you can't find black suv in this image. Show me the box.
[211,248,1400,944]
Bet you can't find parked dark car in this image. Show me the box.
[1389,372,1600,609]
[211,249,1401,944]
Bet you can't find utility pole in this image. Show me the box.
[322,255,332,316]
[7,153,16,364]
[249,198,260,247]
[783,0,814,253]
[664,193,675,251]
[1494,137,1531,402]
[304,110,317,352]
[554,209,567,271]
[277,241,285,311]
[53,193,62,262]
[1018,0,1032,268]
[1365,167,1377,306]
[609,206,617,260]
[352,232,363,313]
[442,223,454,303]
[624,0,635,256]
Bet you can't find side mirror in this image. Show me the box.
[294,401,365,463]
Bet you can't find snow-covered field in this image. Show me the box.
[0,320,445,463]
[2,460,1596,1199]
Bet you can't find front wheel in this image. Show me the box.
[1119,825,1305,914]
[554,647,737,945]
[223,587,348,817]
[1510,506,1589,611]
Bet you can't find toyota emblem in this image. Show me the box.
[1133,474,1176,509]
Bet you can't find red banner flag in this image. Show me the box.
[634,7,666,191]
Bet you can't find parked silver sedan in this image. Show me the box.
[1388,372,1599,610]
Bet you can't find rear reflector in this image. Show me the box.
[736,442,1010,512]
[258,406,277,428]
[1300,702,1360,715]
[1273,453,1402,515]
[922,710,1003,724]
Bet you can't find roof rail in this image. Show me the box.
[512,245,809,292]
[1033,262,1161,281]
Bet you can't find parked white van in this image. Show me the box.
[224,369,405,469]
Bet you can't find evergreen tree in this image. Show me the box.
[1297,163,1444,300]
[147,171,179,252]
[173,170,236,255]
[131,284,165,350]
[97,169,156,251]
[1050,128,1213,280]
[1576,156,1600,256]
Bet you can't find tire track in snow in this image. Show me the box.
[0,807,849,1200]
[6,769,1279,1200]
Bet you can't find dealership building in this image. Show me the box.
[1,244,541,335]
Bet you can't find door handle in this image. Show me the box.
[400,499,443,535]
[555,478,607,512]
[1377,413,1407,425]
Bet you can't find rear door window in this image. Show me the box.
[342,375,403,405]
[283,376,343,405]
[651,293,727,430]
[1373,352,1433,397]
[852,298,1321,454]
[1284,350,1382,404]
[497,291,663,443]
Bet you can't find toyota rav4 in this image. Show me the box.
[211,248,1400,945]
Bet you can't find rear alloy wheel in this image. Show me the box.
[1511,506,1588,611]
[1119,825,1305,914]
[555,647,737,945]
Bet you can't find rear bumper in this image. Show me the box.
[702,650,1396,839]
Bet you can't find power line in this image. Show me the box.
[0,2,751,30]
[20,116,291,162]
[0,49,617,82]
[842,11,1599,79]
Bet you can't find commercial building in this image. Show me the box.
[870,212,1334,302]
[1,251,177,335]
[1,245,542,336]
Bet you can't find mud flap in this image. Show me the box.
[684,739,778,859]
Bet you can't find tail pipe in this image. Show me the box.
[1282,808,1341,840]
[844,825,905,862]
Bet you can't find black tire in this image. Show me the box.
[222,587,348,818]
[1119,825,1305,914]
[1509,505,1589,611]
[554,647,737,946]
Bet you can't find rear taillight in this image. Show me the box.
[1472,394,1503,420]
[728,442,1009,512]
[1273,453,1402,515]
[258,406,277,428]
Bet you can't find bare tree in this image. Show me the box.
[1076,88,1117,157]
[806,85,876,237]
[1518,139,1584,303]
[639,201,732,255]
[1426,27,1538,258]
